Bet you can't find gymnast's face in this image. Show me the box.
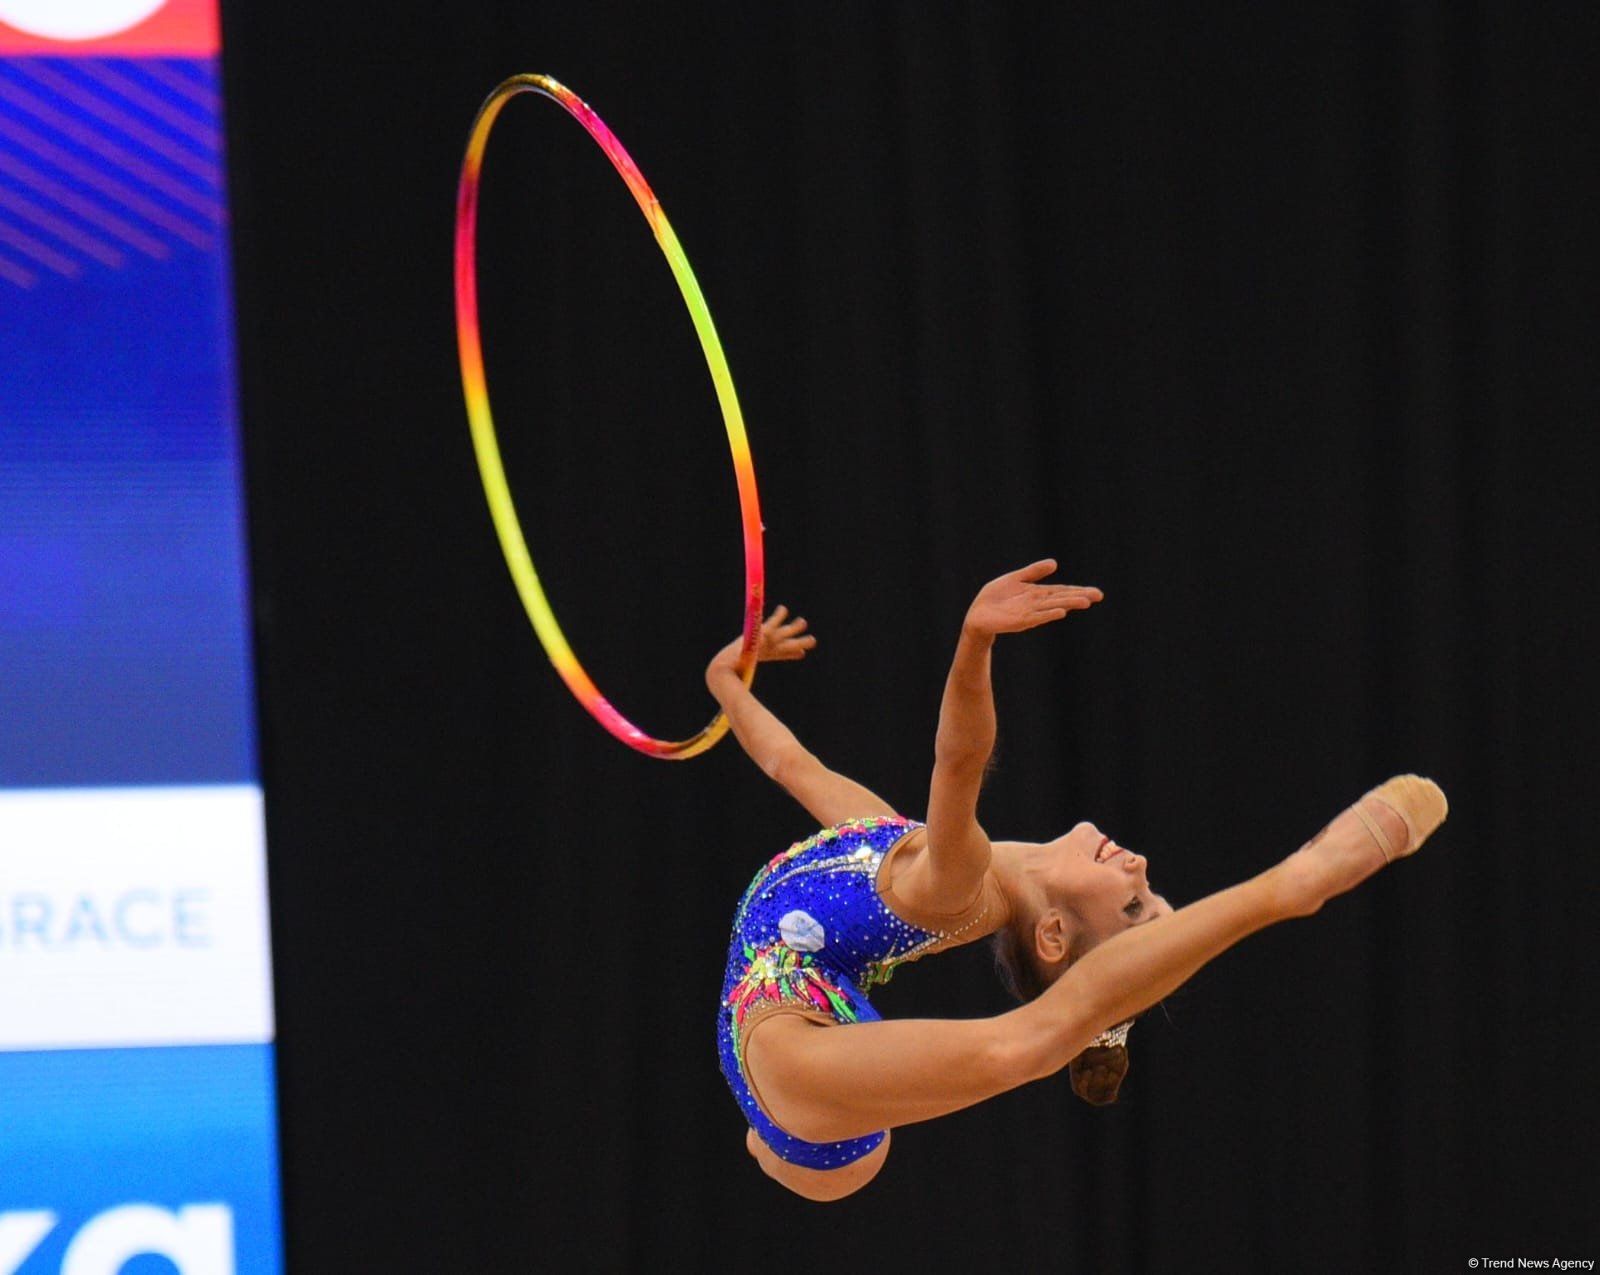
[1044,821,1173,950]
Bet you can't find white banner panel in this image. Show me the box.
[0,786,274,1051]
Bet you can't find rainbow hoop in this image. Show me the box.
[454,73,764,759]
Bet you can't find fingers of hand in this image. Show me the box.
[759,606,816,659]
[1037,584,1102,607]
[999,561,1102,604]
[1014,558,1059,583]
[1001,584,1102,629]
[773,633,816,661]
[764,605,809,636]
[1029,584,1098,606]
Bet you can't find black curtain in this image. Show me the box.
[222,4,1598,1271]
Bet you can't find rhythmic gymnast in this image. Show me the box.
[708,558,1447,1201]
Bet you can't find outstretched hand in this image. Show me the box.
[708,604,817,679]
[963,559,1103,637]
[749,604,817,662]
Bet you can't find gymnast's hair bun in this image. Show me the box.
[1069,1043,1129,1106]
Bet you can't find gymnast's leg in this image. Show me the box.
[1007,776,1446,1076]
[745,777,1446,1153]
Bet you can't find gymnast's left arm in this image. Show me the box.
[706,607,897,825]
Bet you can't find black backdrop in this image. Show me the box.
[219,5,1598,1271]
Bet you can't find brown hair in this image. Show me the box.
[989,919,1130,1106]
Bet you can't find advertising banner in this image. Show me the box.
[1,3,282,1270]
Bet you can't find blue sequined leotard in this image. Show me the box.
[717,815,960,1171]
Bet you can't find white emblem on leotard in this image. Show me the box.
[778,909,825,952]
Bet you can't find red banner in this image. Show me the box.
[0,0,217,56]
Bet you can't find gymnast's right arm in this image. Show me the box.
[706,606,897,826]
[920,561,1103,908]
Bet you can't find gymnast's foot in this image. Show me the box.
[1277,775,1448,916]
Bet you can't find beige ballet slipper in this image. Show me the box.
[1352,774,1449,863]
